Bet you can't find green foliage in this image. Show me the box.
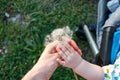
[0,0,97,80]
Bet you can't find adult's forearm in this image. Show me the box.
[22,62,58,80]
[22,63,47,80]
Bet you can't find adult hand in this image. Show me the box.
[37,40,60,72]
[22,41,60,80]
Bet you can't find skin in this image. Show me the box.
[22,39,104,80]
[22,39,82,80]
[22,41,60,80]
[56,40,104,80]
[69,40,82,56]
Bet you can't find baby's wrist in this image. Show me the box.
[73,58,84,71]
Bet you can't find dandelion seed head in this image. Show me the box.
[44,26,73,46]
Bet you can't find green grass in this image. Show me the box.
[0,0,97,80]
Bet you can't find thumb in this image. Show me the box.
[45,40,59,53]
[69,40,82,55]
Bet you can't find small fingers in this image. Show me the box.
[64,42,75,54]
[56,43,75,63]
[64,50,71,58]
[77,49,82,56]
[69,40,82,55]
[58,50,67,60]
[69,40,79,50]
[56,44,68,58]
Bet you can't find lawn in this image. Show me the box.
[0,0,97,80]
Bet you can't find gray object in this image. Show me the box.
[83,25,99,57]
[107,0,120,12]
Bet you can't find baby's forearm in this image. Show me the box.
[73,59,104,80]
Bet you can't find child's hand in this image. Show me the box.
[68,40,82,55]
[56,42,82,69]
